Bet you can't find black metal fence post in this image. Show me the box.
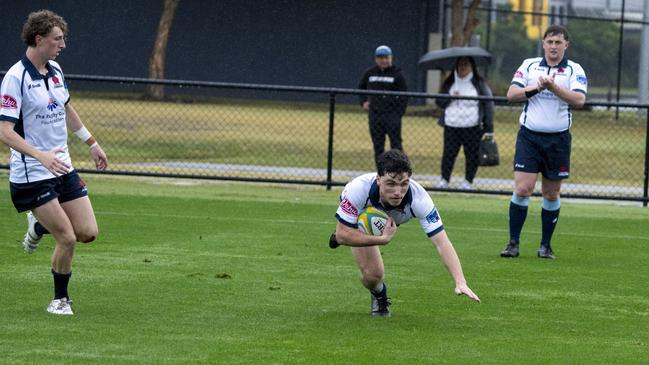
[644,106,649,207]
[441,0,447,49]
[326,92,336,191]
[484,0,493,79]
[615,0,626,120]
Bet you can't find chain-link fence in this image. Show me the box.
[1,74,648,204]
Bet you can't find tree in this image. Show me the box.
[450,0,481,46]
[489,10,535,93]
[146,0,180,100]
[568,19,624,89]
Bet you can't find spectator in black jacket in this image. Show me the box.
[358,45,408,168]
[435,56,494,190]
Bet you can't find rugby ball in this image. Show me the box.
[357,207,389,236]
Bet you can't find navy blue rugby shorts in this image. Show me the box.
[513,126,571,180]
[9,170,88,212]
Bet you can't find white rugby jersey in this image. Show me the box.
[0,57,72,183]
[511,57,587,133]
[335,173,444,237]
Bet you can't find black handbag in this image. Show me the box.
[479,138,500,166]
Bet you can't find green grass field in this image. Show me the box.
[1,174,648,364]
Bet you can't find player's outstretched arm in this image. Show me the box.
[335,218,396,247]
[430,230,481,303]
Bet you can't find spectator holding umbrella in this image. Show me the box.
[435,56,494,189]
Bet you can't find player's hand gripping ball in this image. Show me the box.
[357,207,389,235]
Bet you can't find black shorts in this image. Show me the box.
[9,170,88,213]
[513,126,571,180]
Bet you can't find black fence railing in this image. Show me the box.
[1,73,648,205]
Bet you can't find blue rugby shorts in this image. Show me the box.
[513,126,571,180]
[9,170,88,212]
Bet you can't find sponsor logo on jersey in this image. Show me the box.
[28,83,42,89]
[340,197,358,217]
[425,208,440,224]
[47,98,59,111]
[514,70,524,79]
[576,75,587,85]
[1,94,17,109]
[368,76,394,83]
[51,75,64,88]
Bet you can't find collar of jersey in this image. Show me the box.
[21,57,57,80]
[368,178,413,211]
[539,57,568,69]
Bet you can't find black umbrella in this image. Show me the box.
[418,47,492,71]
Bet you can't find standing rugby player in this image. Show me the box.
[0,10,108,315]
[500,25,587,259]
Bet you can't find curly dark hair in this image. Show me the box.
[22,10,68,47]
[376,149,412,177]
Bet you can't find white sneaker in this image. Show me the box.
[437,179,449,189]
[47,298,74,315]
[23,211,43,254]
[459,179,473,190]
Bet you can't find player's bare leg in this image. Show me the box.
[32,197,98,315]
[514,171,537,198]
[32,200,77,315]
[60,196,98,244]
[352,246,384,289]
[32,201,76,272]
[352,246,390,316]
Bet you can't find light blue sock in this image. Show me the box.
[542,197,560,211]
[511,193,530,207]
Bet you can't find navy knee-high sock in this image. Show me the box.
[35,222,49,236]
[509,194,529,243]
[52,270,72,300]
[370,282,387,298]
[541,199,561,248]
